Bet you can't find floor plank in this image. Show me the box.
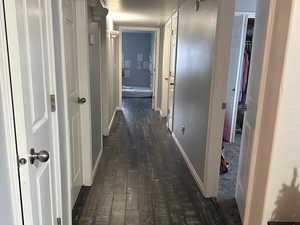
[77,98,233,225]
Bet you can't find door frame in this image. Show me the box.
[161,19,172,117]
[205,0,278,223]
[205,10,256,197]
[0,1,23,224]
[118,26,160,111]
[3,0,63,224]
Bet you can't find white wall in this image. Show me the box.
[88,10,103,168]
[240,1,300,224]
[173,0,219,185]
[101,14,118,135]
[262,1,300,223]
[172,0,234,197]
[235,0,257,12]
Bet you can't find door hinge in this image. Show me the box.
[50,94,56,112]
[171,30,174,35]
[57,218,62,225]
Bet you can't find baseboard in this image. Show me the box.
[160,109,167,118]
[116,106,122,111]
[92,148,103,181]
[107,108,117,135]
[172,133,206,195]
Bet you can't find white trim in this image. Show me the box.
[116,106,123,111]
[161,18,172,118]
[105,107,121,136]
[118,26,160,111]
[235,11,256,18]
[52,0,73,223]
[172,133,206,195]
[0,2,23,224]
[92,149,103,181]
[75,0,93,187]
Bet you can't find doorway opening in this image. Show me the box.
[218,14,255,224]
[122,30,155,100]
[118,27,160,110]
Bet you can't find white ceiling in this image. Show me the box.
[103,0,184,26]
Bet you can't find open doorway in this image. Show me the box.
[118,27,160,110]
[122,30,155,100]
[218,13,255,224]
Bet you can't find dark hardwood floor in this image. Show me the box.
[76,98,232,225]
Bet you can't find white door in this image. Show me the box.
[223,15,248,143]
[161,20,172,118]
[235,14,261,220]
[168,13,178,131]
[5,0,59,224]
[62,0,83,207]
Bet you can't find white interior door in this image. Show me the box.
[223,15,247,143]
[235,14,261,221]
[62,0,83,207]
[168,13,178,131]
[5,0,59,224]
[161,20,172,118]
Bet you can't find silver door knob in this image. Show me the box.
[78,97,87,104]
[30,148,50,164]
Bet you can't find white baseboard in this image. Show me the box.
[92,148,103,182]
[172,133,206,195]
[106,108,118,136]
[160,109,167,118]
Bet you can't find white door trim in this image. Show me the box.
[161,19,172,117]
[0,2,23,224]
[118,26,160,111]
[3,0,63,223]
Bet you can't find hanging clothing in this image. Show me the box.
[242,51,250,93]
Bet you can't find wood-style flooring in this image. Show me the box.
[75,98,233,225]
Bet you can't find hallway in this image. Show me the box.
[76,98,229,225]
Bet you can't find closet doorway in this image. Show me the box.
[218,12,255,222]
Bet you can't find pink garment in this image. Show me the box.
[243,51,250,92]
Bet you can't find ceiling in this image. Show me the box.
[103,0,185,26]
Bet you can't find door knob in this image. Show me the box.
[78,97,87,104]
[30,148,50,164]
